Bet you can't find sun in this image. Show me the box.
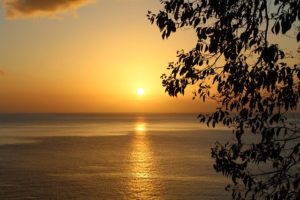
[137,88,145,96]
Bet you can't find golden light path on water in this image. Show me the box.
[128,120,158,199]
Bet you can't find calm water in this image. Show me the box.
[0,114,232,199]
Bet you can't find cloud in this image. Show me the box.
[3,0,95,19]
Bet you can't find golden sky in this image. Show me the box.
[0,0,211,113]
[1,1,297,113]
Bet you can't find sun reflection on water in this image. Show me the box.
[132,123,150,178]
[135,123,146,133]
[128,121,158,199]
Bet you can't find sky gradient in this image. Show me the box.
[0,0,211,113]
[0,0,298,113]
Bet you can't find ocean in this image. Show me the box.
[0,113,232,199]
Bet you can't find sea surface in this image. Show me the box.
[0,113,232,200]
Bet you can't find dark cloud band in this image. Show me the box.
[3,0,94,19]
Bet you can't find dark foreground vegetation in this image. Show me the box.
[149,0,300,199]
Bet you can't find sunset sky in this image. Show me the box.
[0,0,298,113]
[0,0,210,113]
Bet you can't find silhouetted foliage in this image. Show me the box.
[148,0,300,199]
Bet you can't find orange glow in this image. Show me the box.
[0,1,241,113]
